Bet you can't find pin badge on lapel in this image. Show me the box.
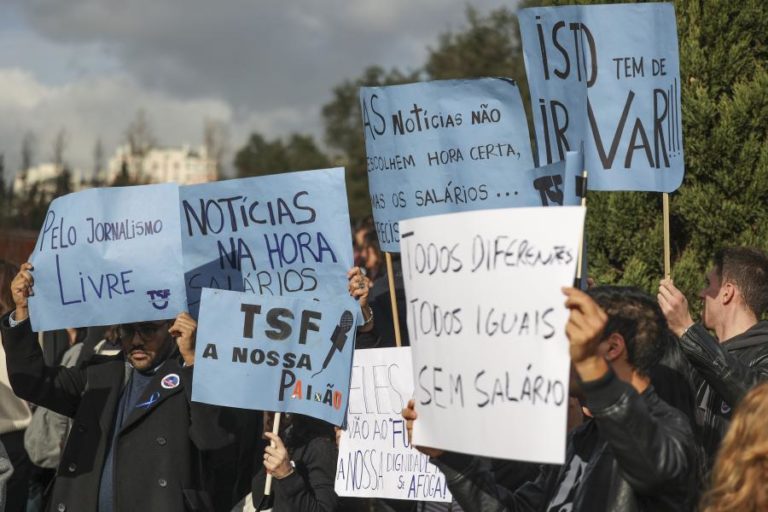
[161,374,180,390]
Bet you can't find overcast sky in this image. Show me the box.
[0,0,518,181]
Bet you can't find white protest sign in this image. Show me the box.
[400,207,585,463]
[335,347,451,502]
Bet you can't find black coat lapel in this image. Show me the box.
[93,360,130,436]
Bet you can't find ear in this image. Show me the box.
[721,281,736,305]
[602,332,626,364]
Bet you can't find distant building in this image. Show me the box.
[106,145,217,185]
[13,163,86,196]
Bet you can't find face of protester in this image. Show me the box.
[699,268,723,329]
[362,244,379,274]
[120,321,173,371]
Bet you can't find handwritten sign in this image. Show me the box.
[192,288,357,426]
[27,184,186,332]
[400,207,584,463]
[361,78,538,252]
[519,3,683,192]
[179,168,354,318]
[335,347,452,502]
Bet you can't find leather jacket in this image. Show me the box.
[431,370,698,512]
[678,320,768,467]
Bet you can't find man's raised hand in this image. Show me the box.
[10,262,34,322]
[402,399,444,459]
[169,312,197,366]
[657,278,694,337]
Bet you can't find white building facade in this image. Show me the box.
[13,163,87,195]
[106,145,217,185]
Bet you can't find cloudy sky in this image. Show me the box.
[0,0,516,181]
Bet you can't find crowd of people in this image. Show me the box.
[1,216,768,512]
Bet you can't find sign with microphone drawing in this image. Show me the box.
[191,287,358,426]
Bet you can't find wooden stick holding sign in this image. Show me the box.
[663,193,672,278]
[263,412,282,496]
[385,253,403,347]
[574,171,589,288]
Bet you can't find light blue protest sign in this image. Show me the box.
[519,3,684,192]
[179,168,354,319]
[382,152,583,253]
[192,288,357,425]
[28,184,187,332]
[360,78,536,252]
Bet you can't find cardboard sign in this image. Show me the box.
[179,167,355,318]
[192,288,357,426]
[28,184,186,331]
[400,207,585,463]
[335,347,452,502]
[361,78,538,251]
[520,3,683,192]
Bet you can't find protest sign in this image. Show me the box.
[28,184,186,332]
[360,78,538,252]
[399,207,585,463]
[335,347,452,502]
[192,288,357,426]
[179,167,354,318]
[519,3,683,192]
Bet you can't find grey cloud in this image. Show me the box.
[12,0,513,116]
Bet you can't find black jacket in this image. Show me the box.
[1,314,234,512]
[431,370,698,512]
[678,320,768,467]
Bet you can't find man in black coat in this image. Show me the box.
[658,247,768,469]
[403,286,699,511]
[2,262,235,512]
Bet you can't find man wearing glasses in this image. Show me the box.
[2,263,232,512]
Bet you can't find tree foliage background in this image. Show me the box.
[232,0,768,303]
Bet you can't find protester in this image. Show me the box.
[0,260,31,512]
[699,381,768,511]
[2,262,237,512]
[353,216,375,270]
[404,286,699,511]
[658,247,768,468]
[360,231,385,282]
[249,413,337,511]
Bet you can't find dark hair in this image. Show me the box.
[0,260,19,315]
[713,247,768,316]
[587,285,671,376]
[355,215,374,233]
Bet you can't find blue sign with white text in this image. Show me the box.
[179,168,355,319]
[360,78,536,252]
[192,288,357,426]
[28,183,187,332]
[519,3,684,192]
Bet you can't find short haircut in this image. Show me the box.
[587,286,671,376]
[714,247,768,316]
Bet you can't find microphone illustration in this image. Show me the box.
[313,310,354,378]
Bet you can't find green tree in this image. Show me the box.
[234,133,331,178]
[426,6,542,153]
[321,66,419,220]
[426,8,523,81]
[112,159,138,187]
[54,166,72,198]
